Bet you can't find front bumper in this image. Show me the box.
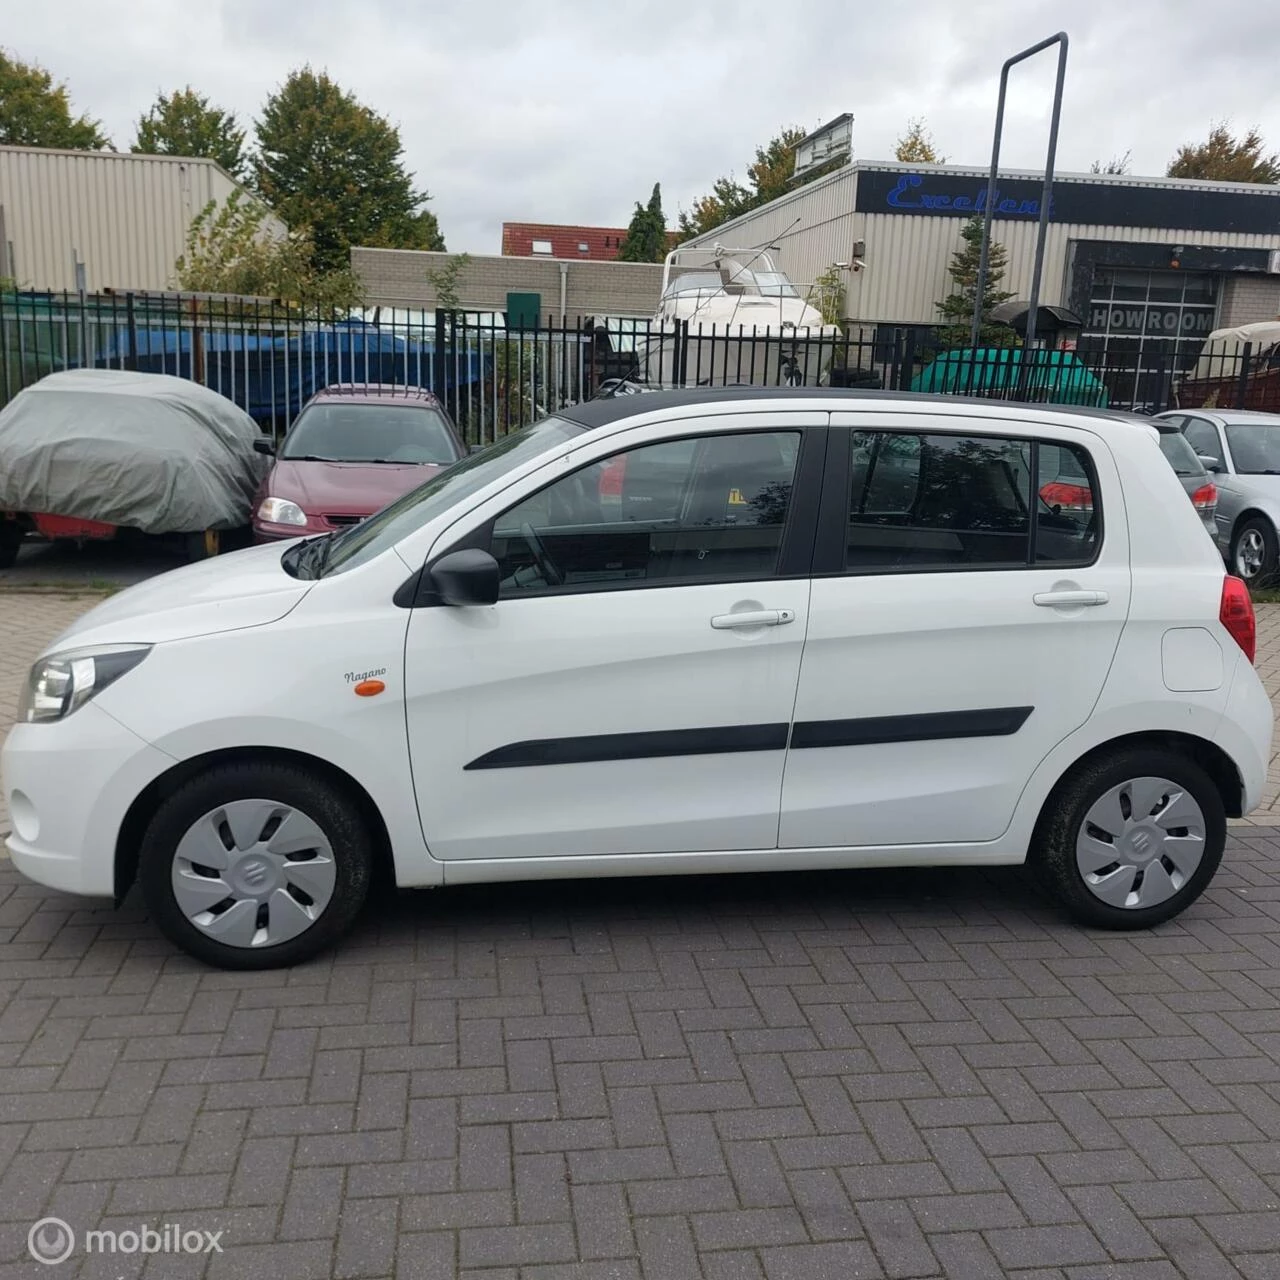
[2,703,174,898]
[253,519,312,544]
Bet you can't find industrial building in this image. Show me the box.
[0,145,281,294]
[679,160,1280,373]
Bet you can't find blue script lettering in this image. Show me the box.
[885,173,1053,217]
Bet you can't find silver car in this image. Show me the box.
[1157,409,1280,583]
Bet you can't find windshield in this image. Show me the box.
[316,416,583,577]
[665,271,723,297]
[1156,430,1205,478]
[282,402,460,465]
[1224,423,1280,474]
[751,271,799,298]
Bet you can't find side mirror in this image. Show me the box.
[428,548,500,606]
[1197,454,1222,472]
[253,438,276,456]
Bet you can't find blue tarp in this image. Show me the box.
[91,321,489,426]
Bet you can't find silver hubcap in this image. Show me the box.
[1236,529,1266,578]
[171,799,336,948]
[1076,776,1206,910]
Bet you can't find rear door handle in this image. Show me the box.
[711,609,796,629]
[1033,590,1109,607]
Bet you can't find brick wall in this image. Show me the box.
[351,248,663,319]
[1221,274,1280,327]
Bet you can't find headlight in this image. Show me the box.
[257,497,307,526]
[19,645,151,724]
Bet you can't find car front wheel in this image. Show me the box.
[1032,747,1225,930]
[1231,516,1278,586]
[138,762,373,969]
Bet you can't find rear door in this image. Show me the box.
[779,412,1131,851]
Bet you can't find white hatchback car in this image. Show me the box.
[2,390,1273,969]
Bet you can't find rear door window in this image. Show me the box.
[846,431,1099,572]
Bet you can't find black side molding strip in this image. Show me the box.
[465,723,790,770]
[790,706,1033,750]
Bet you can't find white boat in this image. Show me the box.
[637,244,843,387]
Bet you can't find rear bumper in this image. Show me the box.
[1215,652,1274,815]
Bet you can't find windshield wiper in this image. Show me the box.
[283,531,337,580]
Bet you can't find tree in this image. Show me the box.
[132,88,246,177]
[174,192,365,312]
[895,118,945,164]
[253,67,444,274]
[1090,150,1132,175]
[0,49,108,149]
[618,183,667,262]
[936,214,1016,347]
[426,253,471,311]
[677,124,844,237]
[1167,124,1280,184]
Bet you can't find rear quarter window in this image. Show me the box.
[1157,430,1205,478]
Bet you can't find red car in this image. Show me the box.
[252,384,465,542]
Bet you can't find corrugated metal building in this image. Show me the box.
[679,160,1280,371]
[0,146,281,293]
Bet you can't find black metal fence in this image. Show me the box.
[3,291,1277,445]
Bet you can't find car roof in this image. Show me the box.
[558,386,1160,432]
[308,383,442,406]
[1162,408,1280,424]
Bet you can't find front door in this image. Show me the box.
[779,413,1131,850]
[404,415,824,861]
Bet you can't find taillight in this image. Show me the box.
[1039,481,1093,512]
[1191,482,1217,511]
[1220,575,1256,663]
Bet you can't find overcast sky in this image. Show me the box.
[9,0,1280,254]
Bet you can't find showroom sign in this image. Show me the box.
[1087,304,1217,336]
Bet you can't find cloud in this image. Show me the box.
[8,0,1280,253]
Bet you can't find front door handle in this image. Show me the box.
[1033,589,1109,607]
[711,608,796,629]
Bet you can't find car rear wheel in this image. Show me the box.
[138,762,373,969]
[1231,517,1277,586]
[1032,747,1225,930]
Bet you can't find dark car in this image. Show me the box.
[252,384,465,541]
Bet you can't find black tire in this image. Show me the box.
[138,761,373,969]
[1031,747,1226,930]
[0,521,21,569]
[1231,516,1278,587]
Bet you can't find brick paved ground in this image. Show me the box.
[1,593,1279,1278]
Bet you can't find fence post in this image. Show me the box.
[888,329,903,391]
[1152,351,1171,414]
[675,319,689,388]
[433,308,447,411]
[125,292,138,372]
[1234,342,1253,410]
[897,329,917,392]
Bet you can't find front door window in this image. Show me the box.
[490,431,802,593]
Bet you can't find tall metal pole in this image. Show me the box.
[971,32,1070,354]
